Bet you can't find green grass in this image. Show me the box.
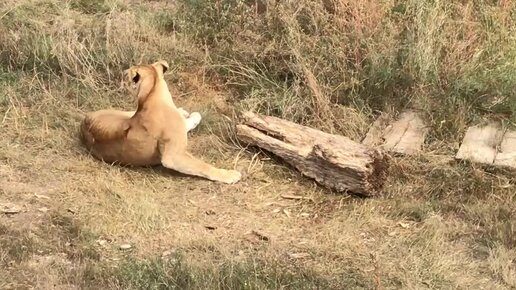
[83,251,371,290]
[3,0,514,135]
[0,225,38,265]
[174,0,516,137]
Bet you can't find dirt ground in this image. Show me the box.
[0,0,515,289]
[1,76,514,289]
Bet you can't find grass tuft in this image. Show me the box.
[86,252,344,290]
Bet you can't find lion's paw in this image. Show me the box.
[185,112,202,132]
[189,112,202,126]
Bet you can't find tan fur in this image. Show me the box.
[80,60,242,184]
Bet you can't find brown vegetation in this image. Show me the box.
[0,0,514,289]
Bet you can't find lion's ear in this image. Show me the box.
[132,71,140,83]
[154,60,169,74]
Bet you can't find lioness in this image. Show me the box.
[80,60,242,184]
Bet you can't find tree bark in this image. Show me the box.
[235,112,390,197]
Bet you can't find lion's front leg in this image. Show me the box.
[160,142,241,184]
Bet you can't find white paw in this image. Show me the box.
[186,112,202,131]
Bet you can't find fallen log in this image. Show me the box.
[235,112,390,197]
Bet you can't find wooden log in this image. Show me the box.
[235,112,390,197]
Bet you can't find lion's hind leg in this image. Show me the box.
[81,110,134,147]
[176,108,202,132]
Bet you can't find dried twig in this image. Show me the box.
[280,194,314,201]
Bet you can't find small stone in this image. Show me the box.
[297,240,309,245]
[119,244,132,250]
[38,207,49,213]
[398,222,410,229]
[96,239,108,246]
[34,194,50,199]
[300,213,310,217]
[0,203,21,214]
[288,252,310,259]
[162,250,172,257]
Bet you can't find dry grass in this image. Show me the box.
[0,0,515,289]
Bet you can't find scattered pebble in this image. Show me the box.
[363,237,376,243]
[398,221,411,229]
[297,239,309,245]
[119,244,132,250]
[38,207,49,213]
[0,203,21,214]
[162,250,172,257]
[96,239,108,247]
[288,252,310,259]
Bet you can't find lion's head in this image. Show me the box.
[124,60,170,107]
